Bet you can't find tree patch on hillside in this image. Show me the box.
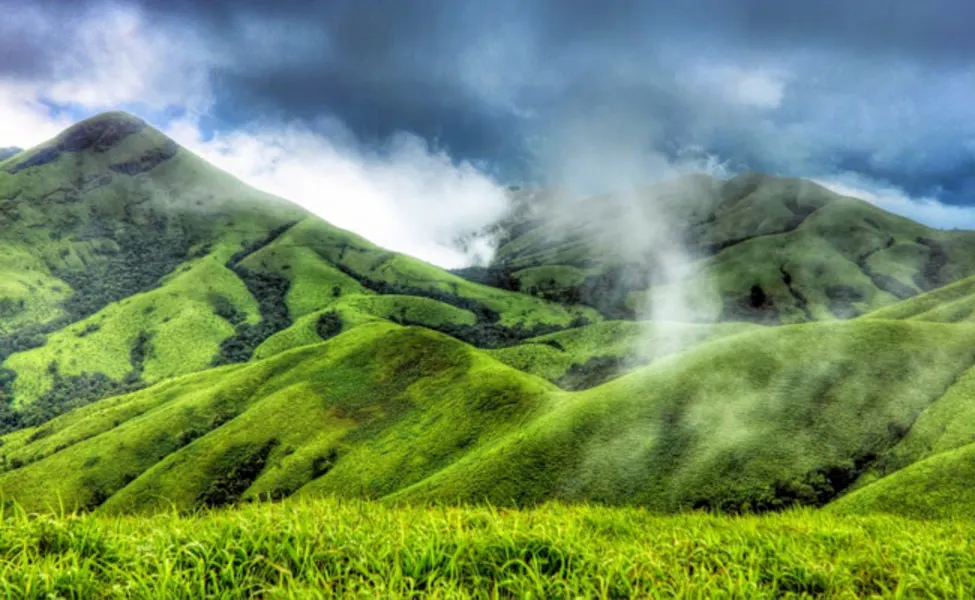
[334,263,502,323]
[334,262,590,347]
[52,221,194,322]
[208,294,246,326]
[211,223,302,365]
[316,311,342,341]
[17,367,144,429]
[825,285,865,319]
[4,114,145,174]
[555,355,650,390]
[198,439,279,508]
[211,269,292,365]
[0,330,153,434]
[721,284,780,324]
[108,139,179,175]
[914,237,950,291]
[780,267,814,320]
[129,330,152,377]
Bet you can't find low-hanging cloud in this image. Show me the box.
[0,2,511,268]
[169,118,510,268]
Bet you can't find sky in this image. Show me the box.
[1,0,975,267]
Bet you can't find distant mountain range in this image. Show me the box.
[0,147,21,162]
[0,112,972,520]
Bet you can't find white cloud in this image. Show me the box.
[0,4,508,269]
[0,2,217,149]
[814,173,975,230]
[0,84,73,149]
[685,65,787,109]
[45,5,216,112]
[169,118,510,268]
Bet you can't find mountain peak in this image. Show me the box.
[56,111,148,150]
[3,111,178,175]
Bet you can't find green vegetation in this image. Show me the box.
[394,319,975,511]
[4,254,261,407]
[10,112,975,596]
[479,173,975,323]
[830,441,975,519]
[0,113,598,434]
[2,498,975,599]
[489,320,757,388]
[3,316,975,519]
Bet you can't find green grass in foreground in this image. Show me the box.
[2,498,974,599]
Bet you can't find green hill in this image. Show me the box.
[829,441,975,519]
[3,315,975,516]
[0,113,597,431]
[469,173,975,323]
[0,147,20,162]
[5,112,975,525]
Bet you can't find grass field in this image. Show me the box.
[2,497,974,599]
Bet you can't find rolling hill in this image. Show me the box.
[0,112,597,430]
[463,173,975,323]
[2,112,975,521]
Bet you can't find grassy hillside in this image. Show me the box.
[3,315,974,517]
[474,173,975,324]
[0,113,599,433]
[830,441,975,519]
[242,217,600,328]
[8,111,975,541]
[862,271,975,322]
[393,319,975,511]
[4,499,975,599]
[0,322,556,514]
[488,320,758,389]
[0,112,303,335]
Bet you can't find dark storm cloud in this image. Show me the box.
[0,3,88,78]
[3,0,975,203]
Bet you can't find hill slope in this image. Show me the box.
[0,113,598,431]
[829,441,975,519]
[469,174,975,323]
[4,315,975,515]
[5,113,975,518]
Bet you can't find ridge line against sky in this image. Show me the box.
[2,0,975,267]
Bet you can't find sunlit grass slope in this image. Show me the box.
[5,253,261,405]
[488,320,757,387]
[0,112,305,337]
[4,317,975,517]
[393,319,975,511]
[9,111,975,530]
[246,218,601,327]
[863,271,975,322]
[830,441,975,519]
[0,322,555,514]
[255,295,476,360]
[3,498,975,598]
